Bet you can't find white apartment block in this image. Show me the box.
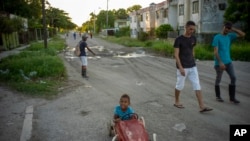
[130,0,227,39]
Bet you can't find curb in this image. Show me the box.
[20,105,33,141]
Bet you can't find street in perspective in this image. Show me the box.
[1,33,249,141]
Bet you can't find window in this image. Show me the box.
[192,1,199,14]
[146,13,149,21]
[163,8,168,18]
[140,15,143,21]
[156,10,160,19]
[179,4,184,15]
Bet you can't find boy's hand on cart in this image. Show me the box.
[131,115,137,119]
[113,118,121,123]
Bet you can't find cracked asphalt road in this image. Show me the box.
[1,34,250,141]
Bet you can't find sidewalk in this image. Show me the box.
[0,45,30,60]
[0,44,33,141]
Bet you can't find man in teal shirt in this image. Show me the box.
[212,21,245,103]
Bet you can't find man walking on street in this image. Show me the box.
[212,21,245,103]
[173,21,212,113]
[79,34,95,79]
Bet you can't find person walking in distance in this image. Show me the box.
[212,21,245,103]
[79,34,95,79]
[173,21,212,113]
[73,32,76,40]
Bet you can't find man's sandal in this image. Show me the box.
[173,104,184,109]
[200,107,213,113]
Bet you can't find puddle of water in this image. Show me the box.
[114,51,148,58]
[88,56,101,60]
[173,123,186,132]
[136,81,144,86]
[84,85,92,88]
[89,46,104,52]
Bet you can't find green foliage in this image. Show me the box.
[115,26,130,37]
[0,35,66,96]
[194,44,214,60]
[127,5,142,13]
[94,10,115,29]
[155,24,173,39]
[103,36,250,61]
[224,0,250,41]
[145,41,153,47]
[115,8,129,19]
[0,17,24,33]
[149,41,173,57]
[105,36,145,47]
[0,0,42,19]
[231,41,250,61]
[138,31,149,41]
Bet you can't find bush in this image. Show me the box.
[231,41,250,61]
[0,35,66,96]
[115,26,130,37]
[193,44,214,60]
[138,31,148,41]
[103,36,250,61]
[155,24,173,39]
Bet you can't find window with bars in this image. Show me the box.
[156,10,160,19]
[179,4,184,15]
[140,15,143,21]
[163,8,168,18]
[192,1,199,13]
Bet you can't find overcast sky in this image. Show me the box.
[48,0,165,26]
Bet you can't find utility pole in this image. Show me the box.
[42,0,47,48]
[106,0,109,28]
[94,11,96,34]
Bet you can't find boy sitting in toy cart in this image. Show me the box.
[113,94,136,122]
[109,94,156,141]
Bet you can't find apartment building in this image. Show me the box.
[130,0,227,40]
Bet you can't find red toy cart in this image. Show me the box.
[110,113,156,141]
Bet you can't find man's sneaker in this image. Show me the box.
[230,99,240,104]
[216,97,224,102]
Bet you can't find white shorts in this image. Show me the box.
[80,56,88,66]
[175,66,201,91]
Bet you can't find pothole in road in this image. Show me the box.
[63,46,150,60]
[89,46,105,52]
[114,51,147,58]
[136,80,144,86]
[80,110,90,116]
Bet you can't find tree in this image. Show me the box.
[0,16,25,33]
[127,5,142,13]
[155,24,173,39]
[0,0,42,19]
[224,0,250,40]
[115,8,128,19]
[94,10,115,31]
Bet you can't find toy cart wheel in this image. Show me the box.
[107,119,115,137]
[139,116,146,128]
[112,134,118,141]
[152,133,157,141]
